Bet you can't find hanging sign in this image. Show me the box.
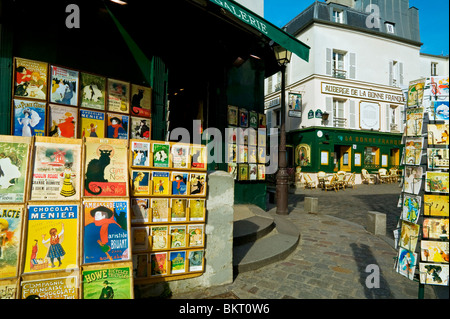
[315,109,323,118]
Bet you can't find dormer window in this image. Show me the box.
[385,22,395,34]
[332,9,344,23]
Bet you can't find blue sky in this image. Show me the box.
[264,0,449,56]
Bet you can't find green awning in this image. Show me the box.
[208,0,310,62]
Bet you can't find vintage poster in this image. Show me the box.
[423,195,449,217]
[403,166,423,195]
[238,164,249,181]
[14,57,48,101]
[427,148,449,169]
[191,145,207,169]
[23,204,79,274]
[190,173,206,196]
[228,163,237,180]
[258,147,266,164]
[425,172,449,193]
[130,84,152,117]
[150,252,166,276]
[132,227,149,252]
[83,200,129,264]
[150,226,168,250]
[248,146,257,163]
[107,78,130,114]
[152,143,170,168]
[50,66,79,106]
[421,241,449,264]
[107,113,129,140]
[131,198,149,223]
[189,199,205,221]
[171,198,186,222]
[227,127,237,144]
[249,111,258,129]
[30,138,82,201]
[188,250,204,272]
[150,198,169,223]
[396,248,417,281]
[399,220,420,252]
[152,171,170,196]
[0,281,17,299]
[131,170,151,196]
[238,145,247,163]
[170,225,186,249]
[84,138,128,197]
[419,262,449,286]
[0,205,24,279]
[21,276,78,299]
[405,108,424,136]
[227,105,238,126]
[13,99,46,137]
[425,76,449,97]
[171,172,188,196]
[169,251,186,274]
[239,108,248,127]
[258,128,266,146]
[407,78,425,107]
[82,264,133,299]
[248,128,257,146]
[401,194,421,224]
[79,72,106,110]
[404,138,423,166]
[0,136,31,203]
[80,110,105,138]
[48,104,78,139]
[131,141,151,167]
[188,224,204,247]
[257,164,266,180]
[132,253,148,278]
[227,143,237,163]
[249,163,257,181]
[423,218,449,240]
[258,113,266,128]
[172,144,190,169]
[428,123,449,145]
[130,116,151,140]
[432,101,449,121]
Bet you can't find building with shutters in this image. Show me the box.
[264,0,449,183]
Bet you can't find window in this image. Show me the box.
[364,147,379,165]
[431,62,438,76]
[326,49,356,79]
[333,50,346,79]
[390,105,399,132]
[273,109,281,127]
[385,23,395,34]
[389,60,403,87]
[332,9,343,23]
[333,99,346,128]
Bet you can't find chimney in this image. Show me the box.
[326,0,355,8]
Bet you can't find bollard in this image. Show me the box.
[305,197,318,213]
[366,211,386,236]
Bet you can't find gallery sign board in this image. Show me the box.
[321,82,404,104]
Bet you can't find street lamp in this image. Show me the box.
[274,45,292,215]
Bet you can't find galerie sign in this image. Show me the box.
[321,82,404,103]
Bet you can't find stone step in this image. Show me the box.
[233,215,275,246]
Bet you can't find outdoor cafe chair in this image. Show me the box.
[304,174,316,189]
[323,174,338,192]
[361,169,376,185]
[389,168,398,183]
[378,168,391,184]
[344,172,356,189]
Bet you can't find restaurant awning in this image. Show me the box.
[206,0,310,62]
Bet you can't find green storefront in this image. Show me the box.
[289,127,403,175]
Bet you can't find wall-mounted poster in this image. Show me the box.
[407,78,425,107]
[172,144,190,169]
[238,164,249,181]
[419,262,449,286]
[30,137,82,201]
[405,107,424,136]
[227,105,238,126]
[399,220,420,252]
[249,111,258,129]
[170,225,186,249]
[422,218,449,240]
[133,253,148,278]
[82,263,133,299]
[432,101,449,121]
[131,170,151,196]
[150,252,167,276]
[421,241,449,264]
[13,99,46,137]
[83,199,129,264]
[258,113,266,128]
[131,198,149,223]
[190,173,206,195]
[425,172,449,193]
[295,144,311,167]
[130,84,152,117]
[239,108,248,127]
[191,145,206,169]
[0,205,24,279]
[188,224,204,247]
[257,164,265,180]
[189,199,205,221]
[23,204,79,274]
[13,57,48,101]
[80,110,105,138]
[396,248,417,280]
[130,116,151,140]
[359,102,380,130]
[403,166,423,195]
[132,227,149,252]
[249,163,257,181]
[0,136,31,203]
[131,141,150,167]
[84,138,128,197]
[171,172,188,196]
[171,198,187,222]
[107,79,130,114]
[423,195,449,217]
[404,138,423,166]
[228,163,237,180]
[188,250,204,272]
[50,66,79,106]
[152,171,170,196]
[428,123,449,145]
[427,148,449,169]
[401,194,421,224]
[169,251,186,274]
[80,72,106,110]
[150,226,168,250]
[21,275,78,299]
[0,281,18,299]
[48,104,78,139]
[152,143,170,168]
[150,198,169,223]
[107,113,129,140]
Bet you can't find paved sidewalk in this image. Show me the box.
[172,184,446,299]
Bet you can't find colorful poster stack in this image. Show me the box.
[394,77,449,289]
[129,140,207,284]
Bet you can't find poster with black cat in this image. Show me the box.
[130,84,152,118]
[83,138,129,197]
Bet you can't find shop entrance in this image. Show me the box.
[336,145,352,172]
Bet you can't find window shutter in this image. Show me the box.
[326,48,332,76]
[389,61,393,86]
[399,62,404,86]
[385,104,390,131]
[266,110,272,128]
[326,97,333,125]
[349,53,356,79]
[349,100,356,128]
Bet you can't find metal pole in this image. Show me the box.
[276,64,289,215]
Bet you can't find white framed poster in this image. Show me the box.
[359,102,380,131]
